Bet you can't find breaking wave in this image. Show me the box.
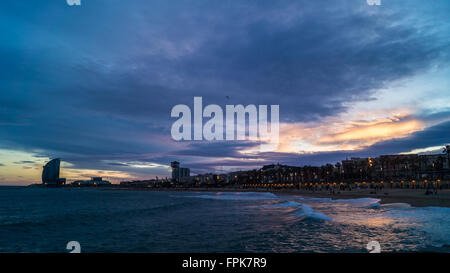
[295,204,332,221]
[268,200,332,221]
[270,201,302,207]
[297,196,380,206]
[333,197,380,205]
[187,192,279,200]
[381,203,412,209]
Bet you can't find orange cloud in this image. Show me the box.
[61,168,137,183]
[318,118,424,145]
[276,114,425,153]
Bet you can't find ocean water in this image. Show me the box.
[0,186,449,253]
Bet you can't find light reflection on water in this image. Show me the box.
[0,188,449,253]
[249,195,450,252]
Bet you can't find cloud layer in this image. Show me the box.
[0,0,449,184]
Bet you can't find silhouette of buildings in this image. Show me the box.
[118,151,450,189]
[171,161,190,182]
[42,158,66,185]
[71,177,111,186]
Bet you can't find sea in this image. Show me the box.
[0,186,449,253]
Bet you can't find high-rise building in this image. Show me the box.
[171,161,190,182]
[42,158,66,185]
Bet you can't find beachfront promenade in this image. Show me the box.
[116,152,450,206]
[114,178,450,207]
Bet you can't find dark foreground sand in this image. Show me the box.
[111,187,450,207]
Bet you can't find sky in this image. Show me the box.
[0,0,449,185]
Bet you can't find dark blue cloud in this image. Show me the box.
[172,141,259,158]
[363,120,450,155]
[107,162,129,167]
[0,0,449,177]
[265,120,450,167]
[175,120,450,172]
[13,161,35,164]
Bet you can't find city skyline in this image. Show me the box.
[107,150,450,185]
[1,0,450,185]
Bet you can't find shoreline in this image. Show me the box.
[17,184,450,208]
[107,187,450,208]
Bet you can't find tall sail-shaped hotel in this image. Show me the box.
[42,159,66,186]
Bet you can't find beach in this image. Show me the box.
[281,188,450,207]
[109,186,450,207]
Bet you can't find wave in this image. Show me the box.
[295,204,332,221]
[297,197,333,202]
[297,196,380,203]
[381,203,412,209]
[270,201,302,207]
[333,198,380,205]
[187,192,279,200]
[268,200,332,221]
[385,206,450,248]
[297,196,381,208]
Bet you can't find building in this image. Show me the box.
[42,158,66,185]
[171,161,190,182]
[119,179,163,187]
[339,153,449,181]
[72,177,111,186]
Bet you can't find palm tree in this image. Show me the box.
[335,162,342,181]
[443,145,450,170]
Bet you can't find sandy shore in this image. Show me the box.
[279,188,450,207]
[110,187,450,207]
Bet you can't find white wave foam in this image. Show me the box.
[333,198,380,205]
[295,204,332,221]
[298,196,381,208]
[381,203,412,209]
[266,200,332,221]
[367,202,381,209]
[270,201,302,207]
[188,192,279,200]
[297,197,333,202]
[297,196,380,204]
